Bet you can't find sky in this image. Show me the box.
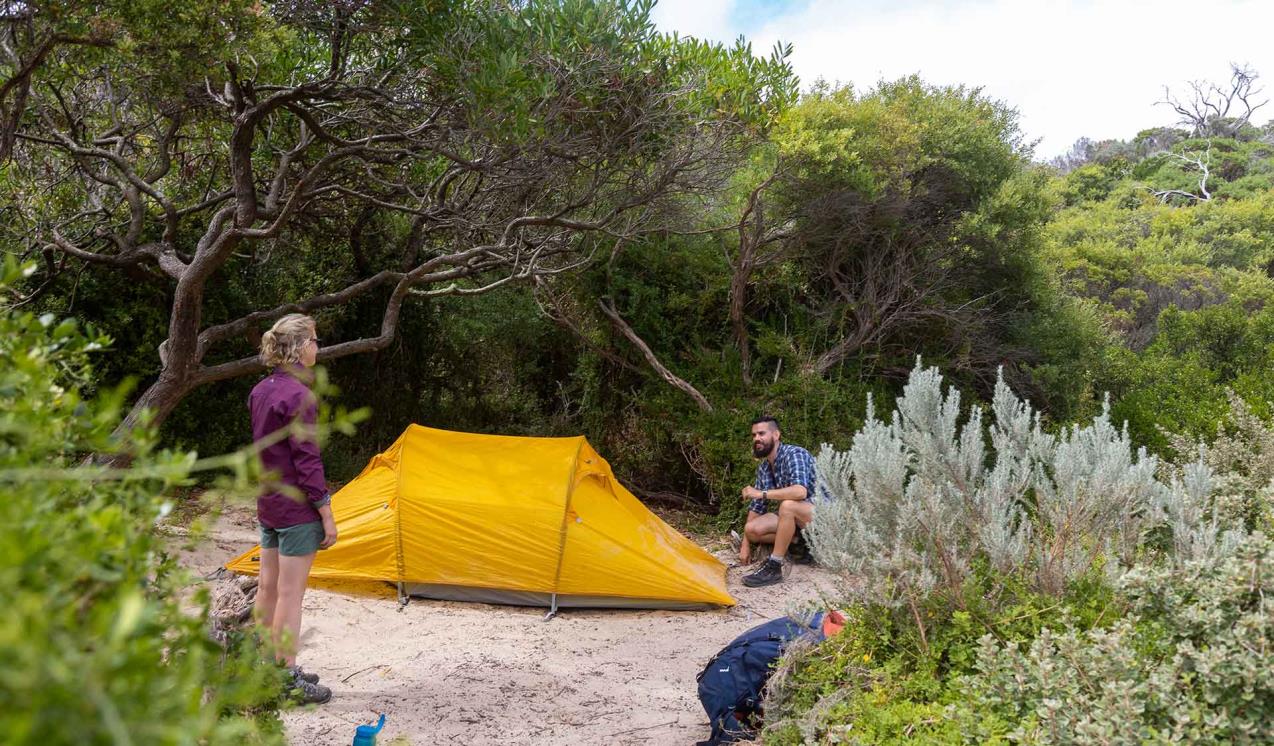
[650,0,1274,158]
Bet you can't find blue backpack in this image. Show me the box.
[695,612,826,745]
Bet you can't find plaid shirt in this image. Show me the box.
[749,443,817,515]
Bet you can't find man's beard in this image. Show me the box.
[753,441,775,458]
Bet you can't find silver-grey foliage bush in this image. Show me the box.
[808,360,1241,606]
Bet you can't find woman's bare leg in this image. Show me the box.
[272,552,316,667]
[254,548,280,630]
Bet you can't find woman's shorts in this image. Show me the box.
[260,520,324,557]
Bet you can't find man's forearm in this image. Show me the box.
[318,504,335,525]
[766,485,808,501]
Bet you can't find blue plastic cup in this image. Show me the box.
[352,713,386,746]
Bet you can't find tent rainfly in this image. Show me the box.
[226,425,735,612]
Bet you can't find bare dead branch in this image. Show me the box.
[531,278,641,373]
[598,298,713,412]
[1150,142,1213,203]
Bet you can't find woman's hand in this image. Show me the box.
[316,504,338,550]
[320,519,338,549]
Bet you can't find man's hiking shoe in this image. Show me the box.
[742,558,784,587]
[290,666,320,684]
[288,672,331,704]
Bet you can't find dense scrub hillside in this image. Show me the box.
[1043,120,1274,452]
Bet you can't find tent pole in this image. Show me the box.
[545,439,585,624]
[397,580,409,610]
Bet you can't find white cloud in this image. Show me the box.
[651,0,736,41]
[653,0,1274,157]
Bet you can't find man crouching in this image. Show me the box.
[738,416,817,588]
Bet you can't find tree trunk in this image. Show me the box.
[729,187,768,386]
[112,244,215,442]
[729,254,753,386]
[111,369,194,450]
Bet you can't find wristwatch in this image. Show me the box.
[762,490,768,500]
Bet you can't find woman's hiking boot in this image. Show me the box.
[289,665,320,684]
[288,670,332,704]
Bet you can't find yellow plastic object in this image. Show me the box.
[225,425,734,609]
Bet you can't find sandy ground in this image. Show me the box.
[177,500,840,746]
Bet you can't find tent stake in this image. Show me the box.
[397,581,409,610]
[543,593,558,622]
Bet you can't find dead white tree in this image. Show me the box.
[1151,141,1214,203]
[1158,63,1267,138]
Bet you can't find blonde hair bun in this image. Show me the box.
[259,314,315,368]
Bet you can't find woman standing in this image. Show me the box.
[250,314,337,704]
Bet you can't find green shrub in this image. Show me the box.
[954,536,1274,744]
[1163,389,1274,533]
[763,567,1118,745]
[0,262,283,744]
[1102,301,1274,453]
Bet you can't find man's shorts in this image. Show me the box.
[260,520,324,557]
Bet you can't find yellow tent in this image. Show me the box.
[225,425,734,610]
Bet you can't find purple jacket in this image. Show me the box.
[249,368,330,529]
